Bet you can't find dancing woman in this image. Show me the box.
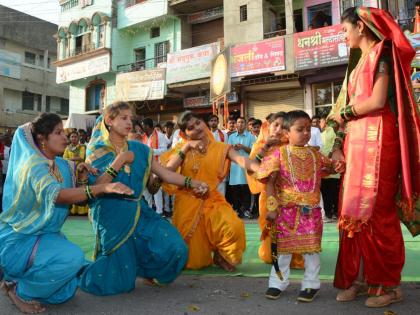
[0,113,132,314]
[79,102,208,296]
[330,7,420,307]
[161,111,260,272]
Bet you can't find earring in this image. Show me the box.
[41,142,46,151]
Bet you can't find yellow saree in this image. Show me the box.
[161,134,246,269]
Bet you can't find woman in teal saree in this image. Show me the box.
[0,113,132,314]
[79,102,208,296]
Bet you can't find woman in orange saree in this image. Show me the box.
[329,7,420,308]
[161,111,260,271]
[246,113,305,269]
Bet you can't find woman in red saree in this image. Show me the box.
[329,7,420,308]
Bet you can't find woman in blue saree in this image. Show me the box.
[0,113,133,314]
[79,102,208,296]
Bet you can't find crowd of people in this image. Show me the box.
[0,6,419,314]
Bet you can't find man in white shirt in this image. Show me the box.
[141,118,169,216]
[207,115,228,196]
[309,115,323,150]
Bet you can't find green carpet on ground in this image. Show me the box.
[62,218,420,281]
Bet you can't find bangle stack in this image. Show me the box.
[177,149,186,160]
[184,176,192,189]
[255,153,263,162]
[339,105,358,121]
[85,185,94,200]
[331,130,346,154]
[77,179,88,186]
[106,165,118,178]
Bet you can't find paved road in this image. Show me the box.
[1,276,419,314]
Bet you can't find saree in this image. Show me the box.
[161,129,246,269]
[79,116,188,296]
[332,7,420,293]
[246,122,304,268]
[0,123,86,304]
[63,144,88,215]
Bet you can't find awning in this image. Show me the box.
[64,113,97,131]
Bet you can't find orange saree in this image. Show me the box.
[247,122,304,269]
[333,7,420,293]
[161,133,246,270]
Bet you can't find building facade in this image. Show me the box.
[0,5,69,132]
[57,0,416,123]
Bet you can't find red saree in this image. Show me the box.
[333,7,420,294]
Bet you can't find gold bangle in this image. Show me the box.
[266,195,279,212]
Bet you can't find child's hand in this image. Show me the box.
[333,160,346,173]
[266,211,277,222]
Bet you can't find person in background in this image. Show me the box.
[226,115,237,137]
[228,117,256,218]
[319,115,328,132]
[142,118,170,217]
[78,129,88,145]
[412,1,420,33]
[164,121,175,149]
[251,119,262,137]
[155,124,163,134]
[308,115,323,150]
[162,121,176,217]
[128,120,147,144]
[247,117,256,132]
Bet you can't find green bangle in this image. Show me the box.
[85,185,94,200]
[184,176,192,188]
[106,166,118,178]
[255,154,263,162]
[177,150,186,160]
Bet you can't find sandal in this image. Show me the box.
[365,287,403,308]
[336,282,368,302]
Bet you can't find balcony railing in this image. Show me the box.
[67,42,104,58]
[117,55,167,72]
[264,29,286,39]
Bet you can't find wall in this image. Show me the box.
[224,0,264,45]
[68,72,116,114]
[112,17,181,70]
[117,0,168,29]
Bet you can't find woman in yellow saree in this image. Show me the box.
[161,111,260,271]
[247,112,305,269]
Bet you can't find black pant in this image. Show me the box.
[320,178,341,219]
[230,184,251,215]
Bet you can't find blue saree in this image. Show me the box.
[79,116,187,296]
[0,123,86,304]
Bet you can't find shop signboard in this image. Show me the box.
[116,68,165,101]
[56,52,110,83]
[188,6,223,24]
[0,49,21,79]
[166,42,219,84]
[231,38,285,77]
[183,96,209,108]
[210,48,231,100]
[294,25,348,71]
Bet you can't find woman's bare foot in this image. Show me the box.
[213,252,236,272]
[1,282,45,314]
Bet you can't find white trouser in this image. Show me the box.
[268,253,321,291]
[163,191,172,212]
[217,181,226,196]
[143,188,163,214]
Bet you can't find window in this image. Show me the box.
[86,81,105,111]
[341,0,363,13]
[150,27,160,39]
[22,91,41,111]
[61,0,79,12]
[60,98,69,115]
[25,52,36,65]
[98,24,105,48]
[126,0,147,8]
[154,41,169,66]
[46,96,51,112]
[313,82,342,117]
[307,2,332,29]
[240,5,247,22]
[133,48,146,70]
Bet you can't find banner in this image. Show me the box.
[294,25,348,71]
[166,42,219,84]
[56,53,110,83]
[116,69,165,101]
[231,38,285,77]
[0,49,21,79]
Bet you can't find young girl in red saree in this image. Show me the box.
[329,7,420,308]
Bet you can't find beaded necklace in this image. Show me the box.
[286,145,317,193]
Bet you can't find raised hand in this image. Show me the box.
[191,179,209,198]
[103,182,134,195]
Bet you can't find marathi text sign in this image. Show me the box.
[0,49,21,79]
[166,42,219,84]
[294,25,348,71]
[116,69,165,101]
[183,96,209,108]
[56,53,110,83]
[231,38,285,77]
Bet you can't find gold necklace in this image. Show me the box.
[111,140,131,175]
[48,160,64,183]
